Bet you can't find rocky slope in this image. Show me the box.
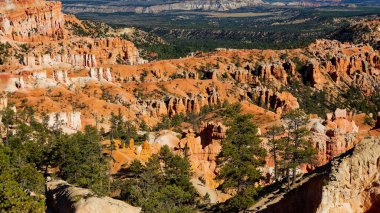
[62,0,265,14]
[1,0,380,209]
[61,0,353,14]
[251,137,380,213]
[0,0,64,42]
[46,179,141,213]
[334,18,380,50]
[309,108,359,168]
[0,0,145,69]
[316,138,380,213]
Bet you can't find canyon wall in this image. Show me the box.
[23,37,144,67]
[0,0,65,42]
[253,138,380,213]
[317,138,380,213]
[0,0,145,67]
[255,171,329,213]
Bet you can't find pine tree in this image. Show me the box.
[52,125,108,195]
[265,125,284,182]
[121,146,198,212]
[0,146,45,212]
[281,109,316,188]
[217,113,266,210]
[128,159,143,178]
[1,107,15,144]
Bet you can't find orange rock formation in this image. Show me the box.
[177,122,227,188]
[0,0,64,42]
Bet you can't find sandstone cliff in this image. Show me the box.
[0,0,64,42]
[317,138,380,213]
[251,138,380,213]
[47,111,82,133]
[0,0,145,68]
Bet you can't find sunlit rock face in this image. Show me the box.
[0,0,65,42]
[0,0,145,68]
[252,138,380,213]
[177,122,227,188]
[309,108,359,169]
[317,139,380,213]
[46,179,142,213]
[47,111,82,133]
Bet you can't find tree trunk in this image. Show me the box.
[292,167,296,185]
[286,167,290,191]
[5,127,9,145]
[273,135,278,182]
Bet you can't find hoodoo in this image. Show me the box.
[0,0,380,212]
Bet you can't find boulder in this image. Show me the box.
[46,180,141,213]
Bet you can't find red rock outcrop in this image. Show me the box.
[0,0,145,68]
[101,137,165,173]
[91,37,144,65]
[228,60,295,87]
[167,88,222,116]
[248,87,299,114]
[0,0,65,42]
[177,122,227,188]
[306,59,326,88]
[232,68,254,83]
[307,39,380,93]
[310,108,358,167]
[137,100,168,118]
[138,87,222,118]
[257,62,289,85]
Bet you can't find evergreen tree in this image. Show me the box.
[127,159,143,178]
[1,107,15,144]
[120,146,198,213]
[265,125,284,182]
[0,142,45,212]
[281,109,316,188]
[52,126,108,195]
[217,113,266,211]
